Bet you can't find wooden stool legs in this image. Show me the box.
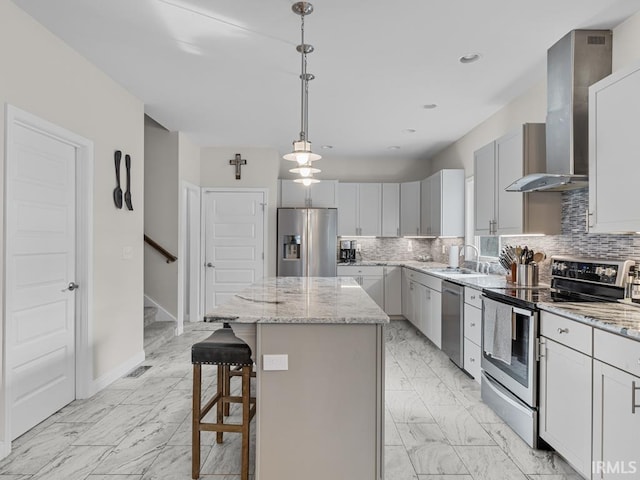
[192,363,255,480]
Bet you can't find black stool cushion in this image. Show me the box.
[192,328,253,366]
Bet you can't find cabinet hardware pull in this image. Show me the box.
[470,322,476,327]
[633,381,640,414]
[557,328,569,334]
[471,295,476,300]
[469,357,475,362]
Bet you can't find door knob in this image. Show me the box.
[205,262,214,268]
[62,282,79,292]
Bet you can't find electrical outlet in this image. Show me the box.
[356,243,361,252]
[442,245,446,254]
[263,354,288,371]
[407,240,413,252]
[123,246,133,260]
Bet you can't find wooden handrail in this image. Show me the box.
[144,235,177,264]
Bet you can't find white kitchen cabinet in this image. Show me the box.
[463,287,482,383]
[592,328,640,479]
[384,266,402,316]
[592,360,640,480]
[338,183,382,236]
[280,179,338,208]
[337,265,384,310]
[473,124,561,236]
[539,333,592,478]
[473,142,496,236]
[588,60,640,233]
[401,268,413,324]
[381,183,400,237]
[420,169,464,237]
[427,288,442,349]
[400,181,421,236]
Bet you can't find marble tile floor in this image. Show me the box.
[0,319,583,480]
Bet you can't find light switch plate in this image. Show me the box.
[123,246,133,260]
[263,354,288,371]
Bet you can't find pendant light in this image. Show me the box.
[285,2,321,185]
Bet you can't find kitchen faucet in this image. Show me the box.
[460,244,480,271]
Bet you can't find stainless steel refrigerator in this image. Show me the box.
[277,208,337,277]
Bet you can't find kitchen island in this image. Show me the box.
[204,276,389,480]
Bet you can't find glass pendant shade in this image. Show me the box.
[283,140,322,164]
[289,163,321,177]
[294,177,320,186]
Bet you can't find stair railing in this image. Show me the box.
[144,235,177,264]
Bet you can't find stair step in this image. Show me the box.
[144,320,175,355]
[144,306,158,327]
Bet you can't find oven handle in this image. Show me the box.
[512,306,535,317]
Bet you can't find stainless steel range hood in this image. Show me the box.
[506,30,612,192]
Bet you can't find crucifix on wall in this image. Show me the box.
[229,153,247,180]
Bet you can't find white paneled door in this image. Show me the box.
[203,191,265,313]
[5,122,77,439]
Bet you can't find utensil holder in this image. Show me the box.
[517,264,539,286]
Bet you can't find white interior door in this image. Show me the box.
[5,122,77,439]
[203,191,265,312]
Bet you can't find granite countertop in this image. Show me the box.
[204,276,389,325]
[538,301,640,341]
[337,260,510,289]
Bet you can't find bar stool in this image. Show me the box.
[192,327,256,480]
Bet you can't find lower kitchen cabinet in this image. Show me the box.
[384,266,402,316]
[463,287,482,384]
[463,337,481,381]
[401,268,441,348]
[337,266,384,309]
[592,328,640,480]
[592,360,640,480]
[539,336,593,479]
[539,312,593,479]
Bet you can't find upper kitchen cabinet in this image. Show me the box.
[279,179,338,208]
[338,183,382,236]
[421,169,464,237]
[400,181,421,236]
[381,183,400,237]
[474,124,562,236]
[588,61,640,233]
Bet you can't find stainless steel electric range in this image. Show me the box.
[479,256,634,449]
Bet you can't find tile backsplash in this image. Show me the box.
[340,189,640,282]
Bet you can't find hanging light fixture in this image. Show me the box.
[285,2,321,185]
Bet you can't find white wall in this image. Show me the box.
[429,11,640,176]
[144,116,179,316]
[0,0,144,435]
[200,147,279,276]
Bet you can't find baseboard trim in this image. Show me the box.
[85,350,146,398]
[144,294,177,325]
[0,440,10,462]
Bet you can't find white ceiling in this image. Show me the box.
[12,0,640,163]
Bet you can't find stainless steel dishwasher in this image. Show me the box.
[441,280,464,368]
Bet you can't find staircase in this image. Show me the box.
[143,305,176,355]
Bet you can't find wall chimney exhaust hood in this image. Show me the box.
[506,30,612,193]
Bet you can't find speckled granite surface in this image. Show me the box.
[539,301,640,340]
[337,260,511,289]
[204,276,389,324]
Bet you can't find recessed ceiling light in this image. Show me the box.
[402,129,416,134]
[423,103,438,109]
[387,146,401,150]
[459,53,481,64]
[320,145,333,149]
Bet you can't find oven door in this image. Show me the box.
[481,296,538,407]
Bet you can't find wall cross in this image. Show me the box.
[229,153,247,180]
